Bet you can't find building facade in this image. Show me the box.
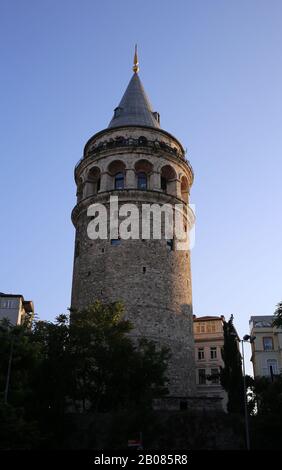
[71,51,196,396]
[193,315,227,410]
[250,315,282,378]
[0,293,34,325]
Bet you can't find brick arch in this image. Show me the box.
[83,166,101,198]
[160,164,177,180]
[160,164,177,196]
[134,159,153,174]
[108,160,126,190]
[88,166,101,180]
[134,159,153,190]
[181,175,189,203]
[108,159,126,175]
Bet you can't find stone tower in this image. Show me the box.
[71,50,196,396]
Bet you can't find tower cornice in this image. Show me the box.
[71,188,194,226]
[83,125,186,157]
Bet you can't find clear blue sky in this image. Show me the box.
[1,0,282,372]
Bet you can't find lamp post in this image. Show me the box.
[241,334,256,451]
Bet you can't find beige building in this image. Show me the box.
[250,315,282,378]
[0,293,34,325]
[193,315,227,410]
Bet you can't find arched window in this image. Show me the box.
[161,165,177,195]
[108,160,126,190]
[115,172,124,190]
[87,167,101,196]
[137,172,147,190]
[135,159,153,190]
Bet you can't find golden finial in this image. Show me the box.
[133,44,139,73]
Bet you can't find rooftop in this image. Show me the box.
[108,47,160,129]
[193,315,225,322]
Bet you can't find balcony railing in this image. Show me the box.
[75,136,193,177]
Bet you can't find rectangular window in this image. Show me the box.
[211,368,219,384]
[115,173,124,190]
[198,369,206,385]
[198,348,204,360]
[1,300,16,309]
[137,173,147,190]
[111,238,121,246]
[206,321,216,333]
[263,337,274,351]
[196,322,206,333]
[210,347,217,359]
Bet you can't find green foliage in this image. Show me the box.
[272,301,282,328]
[0,403,41,450]
[220,315,244,414]
[248,375,282,449]
[31,313,73,419]
[69,302,170,411]
[249,375,282,415]
[0,301,169,449]
[0,320,41,408]
[0,320,43,448]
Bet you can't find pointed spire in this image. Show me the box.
[108,49,160,129]
[133,44,139,73]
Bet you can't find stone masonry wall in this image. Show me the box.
[71,126,196,396]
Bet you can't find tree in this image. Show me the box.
[0,318,42,408]
[220,315,244,414]
[68,301,170,411]
[272,301,282,328]
[248,375,282,449]
[31,314,73,416]
[0,318,43,449]
[249,375,282,415]
[0,301,170,448]
[0,403,41,450]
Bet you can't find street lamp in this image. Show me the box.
[241,334,256,451]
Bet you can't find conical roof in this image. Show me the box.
[108,73,160,129]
